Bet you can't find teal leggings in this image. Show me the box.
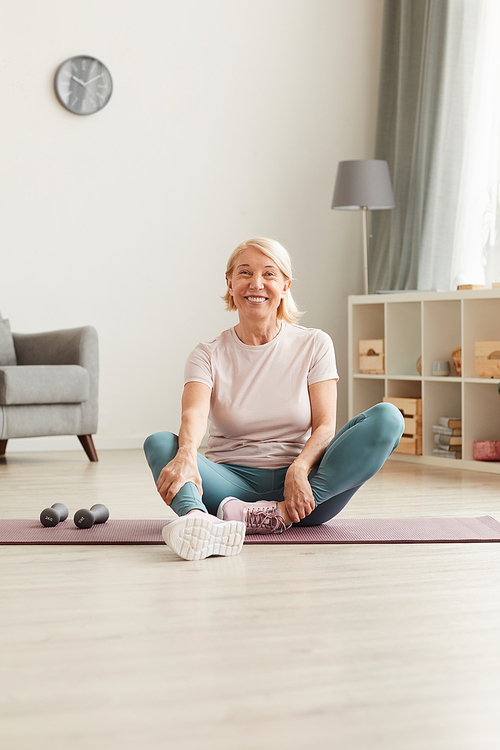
[143,402,404,526]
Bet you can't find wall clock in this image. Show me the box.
[54,56,113,115]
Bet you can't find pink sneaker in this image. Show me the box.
[162,510,245,561]
[217,497,290,535]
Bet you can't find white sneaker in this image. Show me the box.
[161,511,246,561]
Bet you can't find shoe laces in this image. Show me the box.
[244,507,288,534]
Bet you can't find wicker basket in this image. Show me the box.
[452,347,461,376]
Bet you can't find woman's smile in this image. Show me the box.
[245,295,268,303]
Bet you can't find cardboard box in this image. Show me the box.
[475,360,500,378]
[383,396,422,417]
[359,339,384,374]
[475,341,500,378]
[404,416,422,436]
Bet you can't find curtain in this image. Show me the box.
[369,0,480,292]
[451,1,500,286]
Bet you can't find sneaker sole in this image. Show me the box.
[162,516,246,561]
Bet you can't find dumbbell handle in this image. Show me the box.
[74,504,109,529]
[40,503,69,527]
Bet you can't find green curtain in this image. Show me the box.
[369,0,480,292]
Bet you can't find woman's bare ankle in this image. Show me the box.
[277,502,292,526]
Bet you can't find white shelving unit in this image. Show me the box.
[348,289,500,474]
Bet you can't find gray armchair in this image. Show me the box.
[0,312,99,461]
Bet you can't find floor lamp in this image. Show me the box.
[331,160,395,294]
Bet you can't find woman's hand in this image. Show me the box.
[156,447,202,506]
[283,461,316,523]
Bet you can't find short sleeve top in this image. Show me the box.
[184,323,338,468]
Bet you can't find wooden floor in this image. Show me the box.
[1,450,499,750]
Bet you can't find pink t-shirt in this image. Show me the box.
[184,323,338,468]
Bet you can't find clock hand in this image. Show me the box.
[71,76,87,87]
[84,74,103,86]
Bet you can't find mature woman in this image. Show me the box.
[144,238,404,560]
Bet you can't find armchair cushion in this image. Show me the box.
[0,319,17,366]
[0,365,89,406]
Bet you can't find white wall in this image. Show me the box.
[0,0,383,451]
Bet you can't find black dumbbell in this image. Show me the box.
[73,504,109,529]
[40,503,69,527]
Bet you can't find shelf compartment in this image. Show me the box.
[463,298,500,379]
[422,380,462,459]
[351,377,385,416]
[386,379,421,400]
[463,382,500,461]
[423,300,461,377]
[386,302,421,377]
[351,304,384,375]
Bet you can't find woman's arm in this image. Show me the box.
[283,379,337,523]
[156,381,211,506]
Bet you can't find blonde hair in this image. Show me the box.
[222,238,302,324]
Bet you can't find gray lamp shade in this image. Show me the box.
[331,160,395,210]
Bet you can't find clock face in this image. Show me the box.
[55,56,113,115]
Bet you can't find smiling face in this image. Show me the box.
[227,246,291,323]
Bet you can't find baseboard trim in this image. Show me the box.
[4,436,146,453]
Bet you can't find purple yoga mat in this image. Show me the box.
[1,516,500,545]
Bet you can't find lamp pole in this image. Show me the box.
[361,206,369,294]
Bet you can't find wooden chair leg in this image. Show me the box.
[0,439,7,456]
[78,435,98,462]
